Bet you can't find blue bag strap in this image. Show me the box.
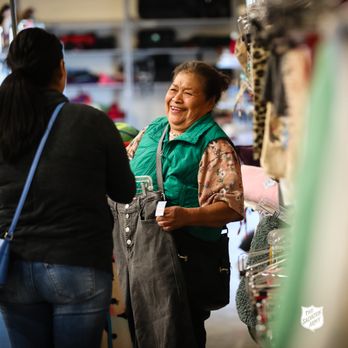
[6,102,66,238]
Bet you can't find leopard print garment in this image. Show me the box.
[251,40,270,160]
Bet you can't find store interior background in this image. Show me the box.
[0,0,260,347]
[2,1,348,348]
[1,0,253,138]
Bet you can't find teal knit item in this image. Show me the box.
[236,215,283,328]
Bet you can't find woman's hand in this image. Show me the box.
[156,202,243,232]
[156,206,187,232]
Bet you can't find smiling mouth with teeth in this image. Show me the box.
[171,106,183,111]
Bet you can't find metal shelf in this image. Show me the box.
[130,17,233,29]
[65,82,124,90]
[61,46,218,61]
[63,48,122,58]
[133,47,218,58]
[49,0,234,122]
[46,20,124,31]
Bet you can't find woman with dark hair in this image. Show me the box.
[110,60,244,348]
[0,28,135,348]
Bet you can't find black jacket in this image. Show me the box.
[0,90,135,273]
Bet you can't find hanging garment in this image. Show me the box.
[260,102,288,179]
[110,124,196,347]
[260,43,290,180]
[272,15,348,348]
[110,192,196,348]
[262,49,288,118]
[281,45,312,202]
[250,39,270,160]
[234,36,249,74]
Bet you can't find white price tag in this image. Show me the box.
[155,201,167,217]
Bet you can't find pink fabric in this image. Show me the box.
[241,165,279,208]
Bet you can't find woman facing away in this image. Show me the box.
[0,28,135,348]
[111,60,244,348]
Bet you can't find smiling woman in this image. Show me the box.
[164,61,230,136]
[109,60,245,348]
[165,71,215,134]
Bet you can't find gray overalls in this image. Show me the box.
[110,127,197,348]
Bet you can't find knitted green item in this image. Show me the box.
[235,215,283,328]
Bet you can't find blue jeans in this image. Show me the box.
[0,260,112,348]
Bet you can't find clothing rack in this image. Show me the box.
[256,198,290,225]
[236,2,348,347]
[242,226,289,345]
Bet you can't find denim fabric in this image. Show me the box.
[0,260,112,348]
[111,191,197,348]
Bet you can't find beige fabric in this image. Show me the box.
[260,102,287,179]
[282,46,312,199]
[234,37,249,73]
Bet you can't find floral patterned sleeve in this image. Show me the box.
[126,128,147,160]
[198,139,244,218]
[128,131,244,217]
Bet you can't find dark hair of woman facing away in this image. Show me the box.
[0,28,64,163]
[173,60,231,105]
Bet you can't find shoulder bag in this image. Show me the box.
[173,229,231,311]
[0,102,65,286]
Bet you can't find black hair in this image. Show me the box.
[0,28,63,163]
[172,60,231,104]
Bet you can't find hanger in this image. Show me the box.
[267,227,288,247]
[246,0,267,20]
[237,14,251,37]
[135,175,153,197]
[245,255,286,275]
[248,258,287,280]
[238,239,287,276]
[256,197,291,225]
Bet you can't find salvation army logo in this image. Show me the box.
[301,306,324,332]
